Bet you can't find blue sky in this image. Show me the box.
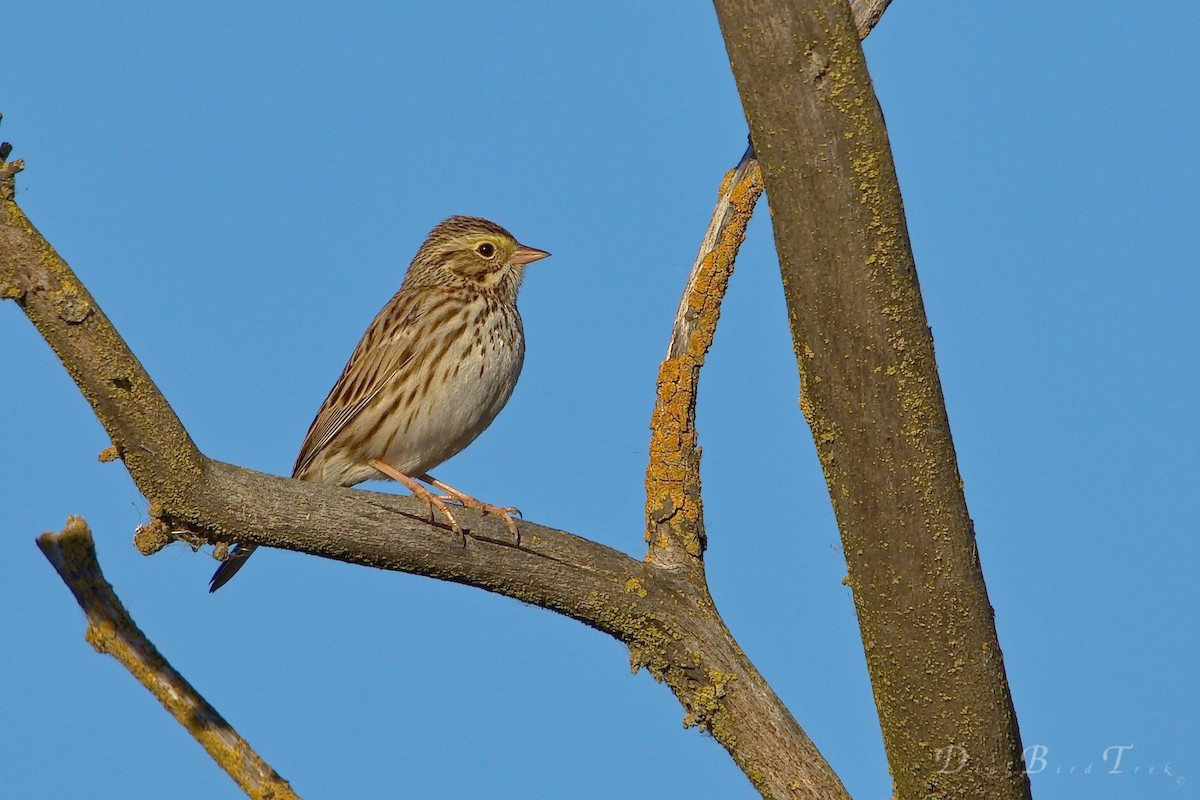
[2,2,1196,798]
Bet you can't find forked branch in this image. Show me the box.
[0,120,838,800]
[643,0,889,573]
[2,2,897,797]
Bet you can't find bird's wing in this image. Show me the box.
[291,290,425,480]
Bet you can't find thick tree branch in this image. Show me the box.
[0,159,206,505]
[37,516,300,800]
[0,149,661,635]
[2,131,835,797]
[713,1,1030,798]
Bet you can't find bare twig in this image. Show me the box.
[644,146,763,570]
[37,516,300,800]
[0,116,25,201]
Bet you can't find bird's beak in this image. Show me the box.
[511,244,551,266]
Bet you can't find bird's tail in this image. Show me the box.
[209,543,258,592]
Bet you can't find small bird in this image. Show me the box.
[209,216,549,591]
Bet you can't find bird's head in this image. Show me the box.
[408,216,550,300]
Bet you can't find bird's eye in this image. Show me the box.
[476,242,496,258]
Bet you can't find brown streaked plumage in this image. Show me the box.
[209,216,549,591]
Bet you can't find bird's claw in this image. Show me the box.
[460,498,520,544]
[420,492,464,536]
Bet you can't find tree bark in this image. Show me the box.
[38,517,300,800]
[712,2,1030,798]
[1,140,844,798]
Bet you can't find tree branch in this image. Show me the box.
[6,5,904,793]
[642,0,892,581]
[849,0,893,38]
[0,147,662,636]
[645,145,763,570]
[2,127,838,797]
[37,516,300,800]
[713,1,1031,797]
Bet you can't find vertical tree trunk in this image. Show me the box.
[712,2,1031,797]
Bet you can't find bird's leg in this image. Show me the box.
[368,458,463,536]
[418,474,521,544]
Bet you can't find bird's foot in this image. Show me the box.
[368,458,464,537]
[420,474,521,544]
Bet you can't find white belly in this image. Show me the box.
[302,296,526,488]
[381,316,524,477]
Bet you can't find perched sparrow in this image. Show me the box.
[210,216,549,591]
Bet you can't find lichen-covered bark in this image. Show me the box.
[712,1,1030,798]
[39,518,300,800]
[645,153,763,570]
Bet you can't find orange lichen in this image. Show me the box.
[644,160,764,566]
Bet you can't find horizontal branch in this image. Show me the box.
[38,516,300,800]
[163,459,687,639]
[0,177,678,638]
